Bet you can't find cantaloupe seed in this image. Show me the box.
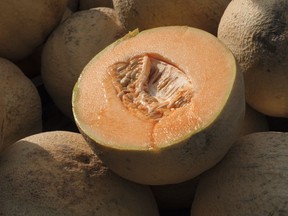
[108,54,194,120]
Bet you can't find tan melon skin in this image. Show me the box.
[191,132,288,216]
[0,131,160,216]
[0,0,68,61]
[73,26,246,185]
[113,0,231,35]
[42,7,126,118]
[0,57,42,153]
[218,0,288,117]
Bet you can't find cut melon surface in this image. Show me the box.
[73,26,245,185]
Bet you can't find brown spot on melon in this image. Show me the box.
[72,26,245,185]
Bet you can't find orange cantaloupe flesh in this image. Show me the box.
[73,26,236,150]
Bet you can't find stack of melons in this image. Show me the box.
[0,0,287,215]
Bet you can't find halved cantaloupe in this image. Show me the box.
[72,26,245,185]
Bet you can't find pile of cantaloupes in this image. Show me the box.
[0,0,287,215]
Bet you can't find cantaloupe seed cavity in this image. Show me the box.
[108,54,194,120]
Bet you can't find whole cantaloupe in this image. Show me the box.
[113,0,231,35]
[191,132,288,215]
[41,7,127,118]
[0,131,160,216]
[0,0,68,61]
[0,57,42,153]
[218,0,288,117]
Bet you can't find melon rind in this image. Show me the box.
[191,132,288,215]
[72,26,245,185]
[0,131,160,216]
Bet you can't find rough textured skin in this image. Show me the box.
[113,0,231,35]
[0,131,160,216]
[73,26,246,185]
[0,0,68,61]
[191,132,288,216]
[0,57,42,153]
[239,104,269,137]
[218,0,288,117]
[79,0,113,10]
[41,8,127,118]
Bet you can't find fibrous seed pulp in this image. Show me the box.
[109,55,194,120]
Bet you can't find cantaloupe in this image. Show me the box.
[218,0,288,117]
[0,57,42,153]
[191,132,288,215]
[0,131,160,216]
[0,0,68,61]
[72,26,245,185]
[113,0,231,35]
[42,7,127,118]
